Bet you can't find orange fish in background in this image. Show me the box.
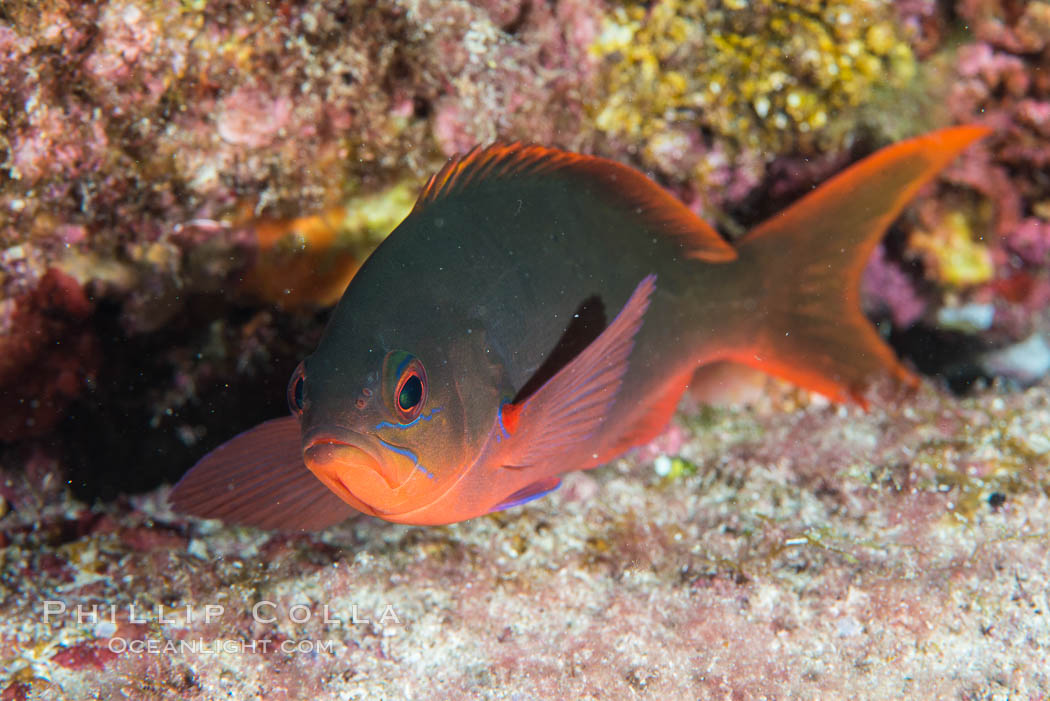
[239,206,358,309]
[171,126,990,528]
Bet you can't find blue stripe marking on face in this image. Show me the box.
[496,403,509,442]
[374,406,442,431]
[394,354,413,378]
[376,437,435,479]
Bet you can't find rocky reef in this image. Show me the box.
[3,382,1050,697]
[1,0,1049,697]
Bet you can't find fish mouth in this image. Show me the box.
[303,433,408,512]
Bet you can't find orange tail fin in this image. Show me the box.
[725,125,991,404]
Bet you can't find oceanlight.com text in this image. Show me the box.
[106,637,337,655]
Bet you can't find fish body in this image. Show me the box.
[171,126,990,528]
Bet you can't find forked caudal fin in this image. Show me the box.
[724,125,991,404]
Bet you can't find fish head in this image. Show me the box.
[292,313,506,521]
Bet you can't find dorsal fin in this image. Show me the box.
[415,143,737,263]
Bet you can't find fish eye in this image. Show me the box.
[383,351,427,423]
[287,361,306,416]
[398,374,423,413]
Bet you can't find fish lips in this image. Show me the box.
[303,430,408,513]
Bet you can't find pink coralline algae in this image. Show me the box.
[861,245,928,329]
[0,269,98,442]
[428,0,604,155]
[1005,217,1050,267]
[215,85,294,149]
[843,0,1050,366]
[0,0,604,307]
[948,3,1050,262]
[960,0,1050,54]
[49,643,119,672]
[2,383,1049,697]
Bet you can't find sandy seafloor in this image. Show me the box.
[2,379,1048,699]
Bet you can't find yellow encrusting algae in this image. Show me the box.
[590,0,918,175]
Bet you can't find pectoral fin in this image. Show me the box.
[170,417,358,531]
[496,275,656,471]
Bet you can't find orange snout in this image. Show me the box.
[304,439,417,512]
